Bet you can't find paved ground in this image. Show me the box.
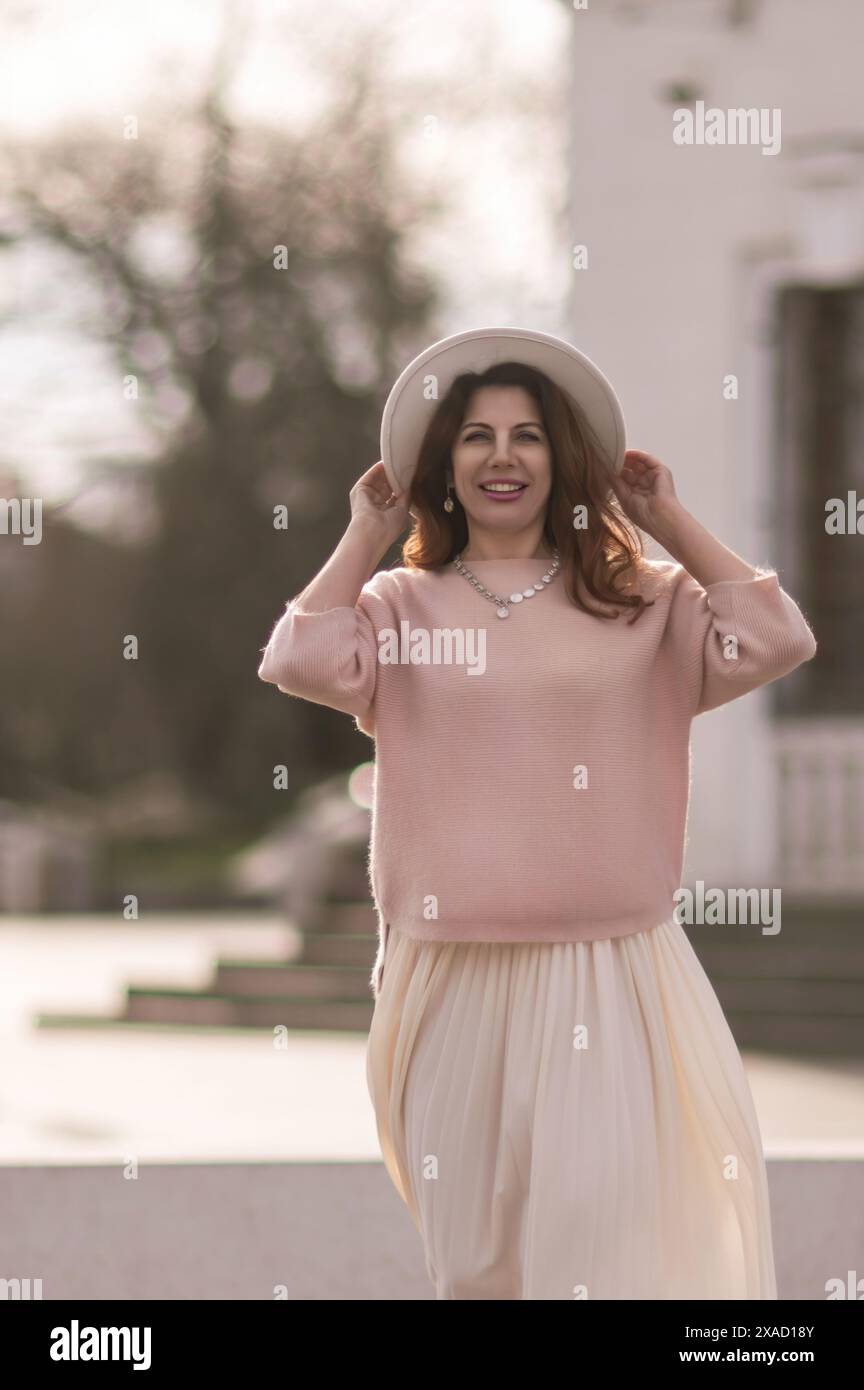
[1,913,863,1164]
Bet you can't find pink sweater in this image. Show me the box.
[257,556,817,948]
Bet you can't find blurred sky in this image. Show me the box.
[0,0,574,512]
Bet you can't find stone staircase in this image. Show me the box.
[120,899,378,1032]
[36,842,381,1035]
[685,903,864,1055]
[35,860,864,1053]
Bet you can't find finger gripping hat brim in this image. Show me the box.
[380,326,626,495]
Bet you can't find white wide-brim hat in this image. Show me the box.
[380,326,626,494]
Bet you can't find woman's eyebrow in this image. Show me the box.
[460,420,545,431]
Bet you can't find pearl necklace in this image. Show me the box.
[452,548,562,618]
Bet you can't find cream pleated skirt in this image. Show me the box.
[365,915,778,1301]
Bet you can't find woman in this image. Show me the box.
[257,328,817,1301]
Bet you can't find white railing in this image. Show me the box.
[774,718,864,895]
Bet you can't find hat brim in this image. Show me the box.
[380,326,626,494]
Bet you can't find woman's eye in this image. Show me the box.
[465,431,539,442]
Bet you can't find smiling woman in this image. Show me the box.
[257,327,817,1301]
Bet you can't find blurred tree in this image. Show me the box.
[0,25,444,831]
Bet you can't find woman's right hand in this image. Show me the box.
[349,461,413,548]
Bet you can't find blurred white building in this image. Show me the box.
[562,0,864,901]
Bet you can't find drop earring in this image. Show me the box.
[443,481,455,513]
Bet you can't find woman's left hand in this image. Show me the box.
[608,450,680,537]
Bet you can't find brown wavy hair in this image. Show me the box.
[399,360,655,622]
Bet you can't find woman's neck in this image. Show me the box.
[460,541,554,562]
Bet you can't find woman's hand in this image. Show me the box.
[608,450,681,538]
[349,461,413,548]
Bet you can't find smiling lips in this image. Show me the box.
[479,481,528,502]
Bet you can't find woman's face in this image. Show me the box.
[450,385,553,541]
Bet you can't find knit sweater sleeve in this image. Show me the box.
[663,564,818,716]
[256,568,392,737]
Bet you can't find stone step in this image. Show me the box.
[297,904,864,944]
[306,907,864,944]
[35,988,375,1031]
[310,903,378,935]
[299,933,378,967]
[712,976,864,1014]
[694,944,864,978]
[120,988,374,1030]
[721,1012,864,1055]
[685,905,863,947]
[212,961,373,1000]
